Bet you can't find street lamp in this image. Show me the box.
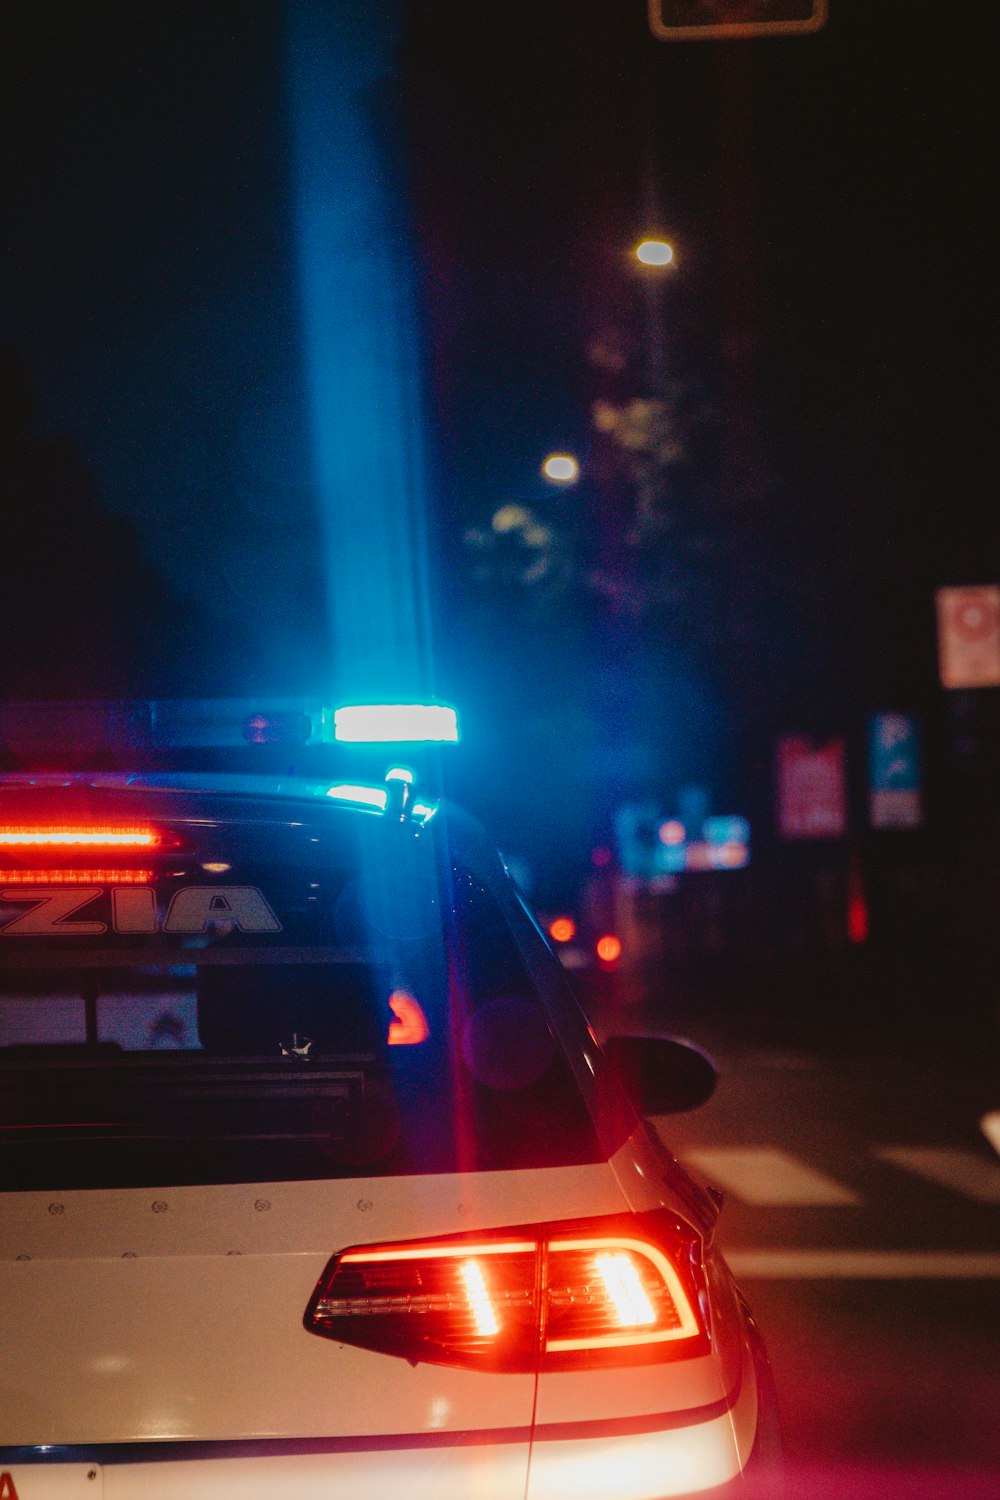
[635,239,675,268]
[632,240,675,387]
[541,452,580,484]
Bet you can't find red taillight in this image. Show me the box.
[310,1239,537,1365]
[305,1213,706,1370]
[545,1236,699,1351]
[0,825,177,850]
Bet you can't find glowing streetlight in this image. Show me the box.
[633,239,676,387]
[541,453,580,484]
[635,239,674,267]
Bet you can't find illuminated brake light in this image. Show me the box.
[546,1236,700,1350]
[0,826,163,848]
[594,1252,656,1328]
[459,1260,500,1337]
[0,868,154,885]
[338,1240,535,1265]
[333,703,460,744]
[306,1215,704,1370]
[387,990,430,1045]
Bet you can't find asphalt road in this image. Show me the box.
[584,971,1000,1499]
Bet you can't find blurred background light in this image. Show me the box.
[658,819,686,846]
[596,934,622,963]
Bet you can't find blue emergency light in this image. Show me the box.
[333,704,459,744]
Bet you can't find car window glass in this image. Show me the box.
[0,848,600,1188]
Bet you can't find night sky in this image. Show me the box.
[3,1,994,876]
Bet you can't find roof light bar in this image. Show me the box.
[333,704,459,745]
[0,698,462,756]
[0,699,333,754]
[242,710,313,746]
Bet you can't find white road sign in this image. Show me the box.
[935,585,1000,689]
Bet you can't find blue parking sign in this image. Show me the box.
[869,714,922,829]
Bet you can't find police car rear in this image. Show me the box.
[0,701,774,1498]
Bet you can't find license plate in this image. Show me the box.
[0,1467,101,1499]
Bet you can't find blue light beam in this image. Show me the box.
[285,0,436,704]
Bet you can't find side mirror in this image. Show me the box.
[603,1033,717,1115]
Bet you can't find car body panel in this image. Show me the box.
[525,1351,756,1499]
[1,760,773,1497]
[1,1450,535,1500]
[1,1163,628,1446]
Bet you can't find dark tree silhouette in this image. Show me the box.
[0,347,212,700]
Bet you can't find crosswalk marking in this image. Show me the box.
[726,1250,1000,1280]
[981,1112,1000,1160]
[670,1140,1000,1208]
[876,1146,1000,1204]
[678,1147,861,1206]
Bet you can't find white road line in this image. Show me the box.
[678,1147,861,1206]
[981,1112,1000,1160]
[726,1250,1000,1280]
[877,1146,1000,1205]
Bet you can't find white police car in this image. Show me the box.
[0,700,779,1498]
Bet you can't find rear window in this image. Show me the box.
[0,822,600,1188]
